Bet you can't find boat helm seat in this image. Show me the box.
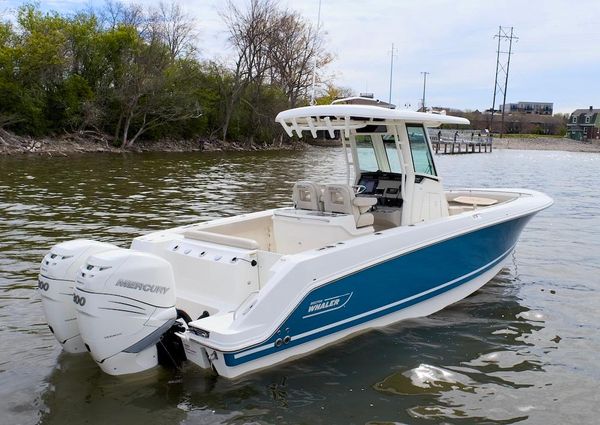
[292,181,323,211]
[323,184,377,228]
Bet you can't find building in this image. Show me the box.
[567,106,600,141]
[332,94,396,109]
[500,101,553,115]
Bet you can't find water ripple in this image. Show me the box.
[0,149,599,424]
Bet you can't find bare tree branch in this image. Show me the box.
[150,2,197,60]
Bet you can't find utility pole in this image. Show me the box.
[309,0,322,105]
[388,43,398,104]
[490,27,502,132]
[489,26,518,138]
[421,71,430,111]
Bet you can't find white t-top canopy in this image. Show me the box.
[275,104,470,138]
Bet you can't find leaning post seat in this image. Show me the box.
[183,229,259,250]
[323,184,377,228]
[292,181,324,211]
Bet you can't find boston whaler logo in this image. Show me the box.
[303,292,353,318]
[115,279,170,295]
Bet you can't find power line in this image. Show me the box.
[489,26,518,138]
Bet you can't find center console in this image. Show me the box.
[357,171,403,208]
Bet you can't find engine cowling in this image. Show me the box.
[74,248,177,375]
[38,240,118,353]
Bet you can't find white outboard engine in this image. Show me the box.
[39,240,119,353]
[74,248,177,375]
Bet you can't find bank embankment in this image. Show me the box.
[2,130,600,156]
[0,129,305,156]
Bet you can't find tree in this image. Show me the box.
[3,5,73,134]
[219,0,332,142]
[150,1,196,60]
[0,1,335,145]
[315,84,353,105]
[0,21,21,129]
[104,31,201,148]
[92,2,203,147]
[220,0,278,142]
[100,1,146,32]
[269,9,332,107]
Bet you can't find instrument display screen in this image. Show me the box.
[361,179,377,194]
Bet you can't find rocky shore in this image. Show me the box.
[0,129,304,156]
[2,129,600,156]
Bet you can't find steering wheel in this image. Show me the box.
[352,185,367,195]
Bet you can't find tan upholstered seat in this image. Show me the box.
[292,181,324,211]
[323,184,377,228]
[184,229,259,250]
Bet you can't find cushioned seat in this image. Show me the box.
[323,184,377,228]
[184,229,259,250]
[292,181,324,211]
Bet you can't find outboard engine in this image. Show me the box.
[39,240,119,353]
[74,248,177,375]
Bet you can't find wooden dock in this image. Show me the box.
[432,139,493,154]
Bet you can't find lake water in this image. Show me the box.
[1,148,599,424]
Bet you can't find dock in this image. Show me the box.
[431,138,493,154]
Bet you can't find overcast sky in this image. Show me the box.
[2,0,599,113]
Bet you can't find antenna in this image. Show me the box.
[388,43,398,104]
[489,26,518,138]
[309,0,322,105]
[421,71,430,111]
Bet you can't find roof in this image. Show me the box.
[275,104,470,138]
[571,108,600,116]
[331,96,396,109]
[515,101,553,106]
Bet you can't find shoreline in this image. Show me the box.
[0,130,305,156]
[2,131,600,156]
[491,136,600,153]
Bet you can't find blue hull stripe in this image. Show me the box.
[232,242,513,361]
[223,215,531,367]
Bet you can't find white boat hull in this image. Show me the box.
[203,252,509,378]
[39,191,551,379]
[179,192,549,378]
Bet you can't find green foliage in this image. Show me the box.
[316,84,353,105]
[46,74,94,130]
[0,2,316,146]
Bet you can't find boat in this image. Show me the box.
[38,99,553,379]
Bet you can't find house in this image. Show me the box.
[567,106,600,141]
[500,101,553,115]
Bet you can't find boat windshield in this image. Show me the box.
[407,124,436,176]
[383,135,402,173]
[356,135,378,172]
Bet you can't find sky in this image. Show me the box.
[1,0,599,113]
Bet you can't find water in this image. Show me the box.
[1,148,599,424]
